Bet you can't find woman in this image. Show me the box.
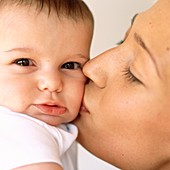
[74,0,170,169]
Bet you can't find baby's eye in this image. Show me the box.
[14,58,34,66]
[61,62,81,70]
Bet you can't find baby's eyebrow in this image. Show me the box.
[4,47,34,53]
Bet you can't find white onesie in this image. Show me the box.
[0,106,78,170]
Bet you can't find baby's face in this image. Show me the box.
[0,4,93,126]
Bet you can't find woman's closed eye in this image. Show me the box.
[61,62,81,70]
[123,67,142,84]
[14,58,34,66]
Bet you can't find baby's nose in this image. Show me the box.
[38,71,63,93]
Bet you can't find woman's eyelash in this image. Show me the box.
[123,68,141,83]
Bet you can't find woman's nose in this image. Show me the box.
[83,55,107,88]
[38,71,63,93]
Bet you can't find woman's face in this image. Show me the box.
[75,0,170,169]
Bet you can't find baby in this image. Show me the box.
[0,0,93,169]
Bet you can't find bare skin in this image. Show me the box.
[74,0,170,169]
[0,2,93,170]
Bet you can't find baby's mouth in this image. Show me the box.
[34,104,66,116]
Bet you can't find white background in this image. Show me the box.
[77,1,156,170]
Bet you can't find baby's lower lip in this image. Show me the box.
[34,104,66,116]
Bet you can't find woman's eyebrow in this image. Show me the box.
[130,13,160,78]
[134,32,161,78]
[134,33,152,56]
[131,14,152,56]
